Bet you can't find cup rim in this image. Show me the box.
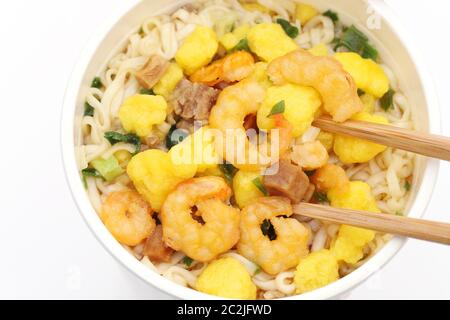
[61,0,441,300]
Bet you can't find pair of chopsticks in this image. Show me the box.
[295,115,450,245]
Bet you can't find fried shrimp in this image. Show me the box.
[267,49,363,122]
[210,80,292,170]
[238,197,310,275]
[209,80,265,171]
[100,190,156,246]
[160,177,240,262]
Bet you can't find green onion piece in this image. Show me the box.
[276,18,299,39]
[182,256,194,267]
[380,89,394,111]
[104,131,141,154]
[268,100,286,117]
[166,126,189,150]
[91,77,103,89]
[252,177,269,196]
[361,43,378,60]
[219,163,238,182]
[140,88,155,95]
[84,102,94,117]
[335,25,378,61]
[313,191,329,203]
[253,266,262,276]
[261,219,277,240]
[91,156,124,182]
[231,38,250,52]
[81,168,102,178]
[405,181,411,191]
[323,10,339,23]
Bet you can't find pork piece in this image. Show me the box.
[143,225,174,263]
[135,55,170,89]
[171,79,219,121]
[263,159,310,204]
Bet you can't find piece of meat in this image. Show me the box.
[263,159,310,204]
[135,55,170,89]
[303,183,316,203]
[171,79,219,121]
[143,225,174,263]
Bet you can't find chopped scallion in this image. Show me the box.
[277,18,299,39]
[219,163,238,183]
[104,131,141,154]
[380,89,394,111]
[313,191,329,203]
[231,38,250,52]
[84,102,94,117]
[182,256,194,267]
[81,168,102,178]
[252,177,268,196]
[140,88,155,95]
[268,100,285,117]
[323,10,339,23]
[91,77,103,89]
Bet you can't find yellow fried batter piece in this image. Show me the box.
[331,225,376,264]
[153,63,184,99]
[316,131,334,152]
[238,197,310,275]
[328,181,380,213]
[360,93,376,113]
[247,23,298,62]
[161,177,240,262]
[220,24,251,51]
[294,250,339,293]
[335,52,390,98]
[196,257,257,299]
[257,84,322,138]
[328,181,379,264]
[233,170,265,209]
[334,112,389,164]
[127,150,196,212]
[119,95,167,137]
[295,3,319,25]
[169,127,220,174]
[308,43,329,57]
[240,1,273,14]
[267,49,363,122]
[175,26,218,75]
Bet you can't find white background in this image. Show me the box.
[0,0,449,300]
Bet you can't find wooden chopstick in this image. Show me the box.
[312,115,450,161]
[293,203,450,245]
